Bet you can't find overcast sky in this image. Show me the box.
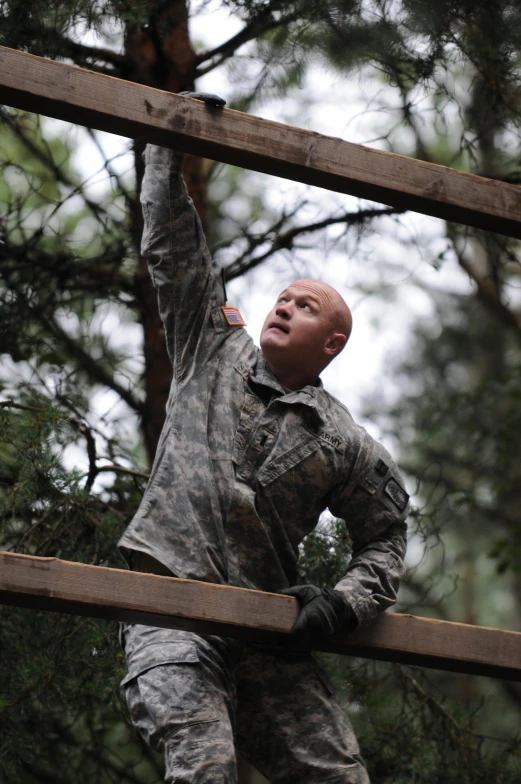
[37,0,477,486]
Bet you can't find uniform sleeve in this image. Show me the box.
[328,435,408,627]
[140,144,226,378]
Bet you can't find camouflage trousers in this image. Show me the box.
[121,623,369,784]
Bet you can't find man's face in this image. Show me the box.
[260,280,348,384]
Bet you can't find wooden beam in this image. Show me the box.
[1,552,520,681]
[1,47,521,238]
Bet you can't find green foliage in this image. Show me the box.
[2,0,521,781]
[0,395,142,560]
[0,0,149,55]
[0,92,146,781]
[356,663,521,784]
[0,393,153,781]
[298,514,352,589]
[378,296,521,577]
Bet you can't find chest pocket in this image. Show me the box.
[256,438,321,487]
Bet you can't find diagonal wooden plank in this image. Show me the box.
[1,552,520,681]
[1,46,521,238]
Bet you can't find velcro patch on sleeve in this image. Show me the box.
[384,478,409,511]
[375,458,388,476]
[221,306,246,326]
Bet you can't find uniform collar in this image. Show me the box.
[250,353,327,419]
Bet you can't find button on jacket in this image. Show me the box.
[118,145,408,627]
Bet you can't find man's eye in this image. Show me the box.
[300,303,311,311]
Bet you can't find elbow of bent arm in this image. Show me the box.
[334,522,408,625]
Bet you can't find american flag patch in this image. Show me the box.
[221,306,246,326]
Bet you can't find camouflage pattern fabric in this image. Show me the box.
[118,144,409,782]
[118,145,408,628]
[121,623,370,784]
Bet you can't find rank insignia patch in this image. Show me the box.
[384,478,409,512]
[221,306,246,326]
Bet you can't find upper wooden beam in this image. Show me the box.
[1,552,521,681]
[1,47,521,238]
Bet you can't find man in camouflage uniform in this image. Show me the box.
[119,93,408,784]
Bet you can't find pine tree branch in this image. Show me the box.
[0,109,109,226]
[0,400,147,493]
[20,760,68,784]
[10,289,144,416]
[397,664,521,744]
[416,446,520,486]
[69,417,97,492]
[0,400,40,412]
[224,206,403,281]
[456,250,521,335]
[401,463,520,530]
[500,681,521,714]
[194,9,286,77]
[0,227,133,296]
[95,463,149,480]
[41,311,144,415]
[396,664,465,734]
[399,574,453,619]
[53,720,146,784]
[85,127,135,215]
[55,36,126,70]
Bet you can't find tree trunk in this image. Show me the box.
[124,0,207,464]
[124,5,256,782]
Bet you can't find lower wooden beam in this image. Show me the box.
[1,552,520,681]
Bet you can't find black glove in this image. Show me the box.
[178,91,226,107]
[281,584,358,648]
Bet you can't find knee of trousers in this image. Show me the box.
[164,723,237,784]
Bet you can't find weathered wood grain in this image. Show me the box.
[1,552,520,680]
[1,46,521,237]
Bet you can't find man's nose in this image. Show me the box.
[275,302,292,319]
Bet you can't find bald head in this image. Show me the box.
[260,278,353,390]
[292,279,353,348]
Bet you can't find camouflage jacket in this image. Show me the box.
[118,145,408,627]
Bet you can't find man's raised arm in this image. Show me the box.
[140,92,226,378]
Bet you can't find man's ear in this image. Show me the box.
[324,332,347,358]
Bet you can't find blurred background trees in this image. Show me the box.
[1,0,521,781]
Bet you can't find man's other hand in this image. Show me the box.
[178,91,226,107]
[281,584,358,648]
